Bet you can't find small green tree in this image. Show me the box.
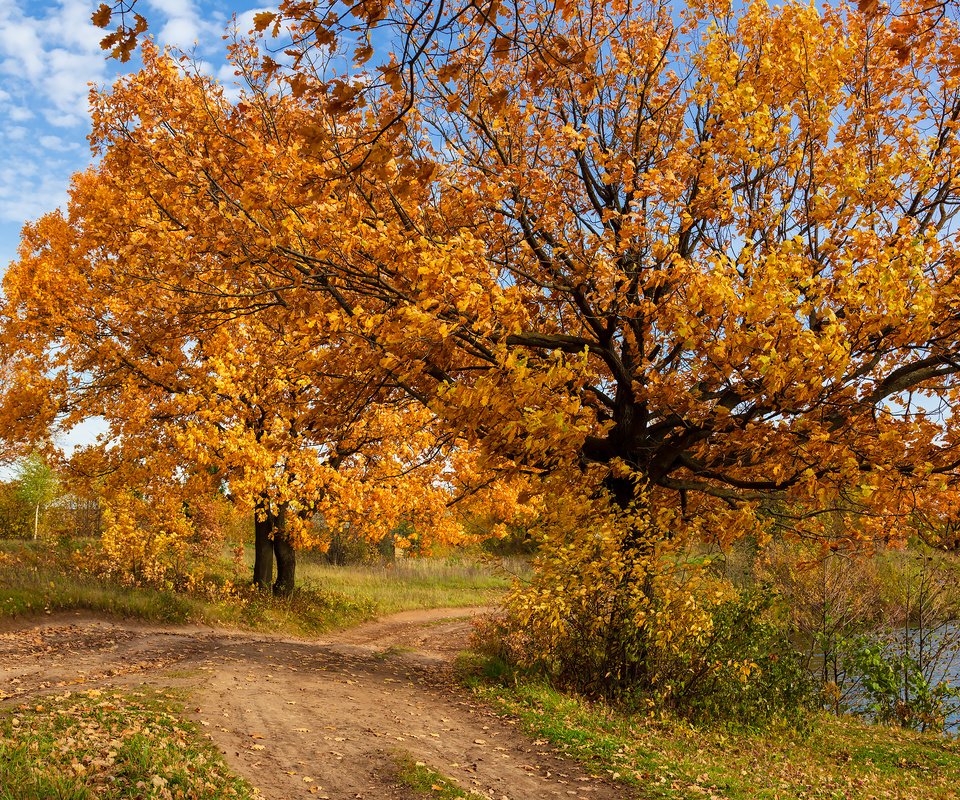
[15,453,60,540]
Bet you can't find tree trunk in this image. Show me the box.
[253,497,299,596]
[604,473,636,510]
[253,497,275,591]
[273,505,296,598]
[602,470,655,689]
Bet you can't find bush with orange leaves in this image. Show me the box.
[74,490,231,590]
[475,483,813,724]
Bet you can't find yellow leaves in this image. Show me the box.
[379,63,404,92]
[97,12,147,62]
[351,0,389,26]
[84,490,205,588]
[486,87,511,114]
[325,79,365,115]
[491,35,513,61]
[436,62,462,83]
[353,43,375,65]
[560,123,587,152]
[290,73,311,99]
[500,480,741,690]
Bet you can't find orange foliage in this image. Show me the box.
[0,44,531,589]
[6,0,960,573]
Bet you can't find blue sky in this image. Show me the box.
[0,1,272,467]
[0,0,270,274]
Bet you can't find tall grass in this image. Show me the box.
[0,538,519,635]
[290,549,521,613]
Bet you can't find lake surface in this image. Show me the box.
[809,622,960,734]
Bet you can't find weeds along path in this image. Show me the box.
[0,609,630,800]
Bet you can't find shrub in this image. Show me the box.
[484,501,813,726]
[76,491,230,589]
[672,590,814,727]
[755,539,886,708]
[0,481,30,538]
[843,635,960,732]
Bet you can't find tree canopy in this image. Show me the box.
[0,45,530,590]
[4,0,960,585]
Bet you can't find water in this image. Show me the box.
[809,622,960,735]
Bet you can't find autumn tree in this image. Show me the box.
[77,0,960,688]
[0,42,527,595]
[53,0,960,553]
[9,0,960,689]
[2,211,468,592]
[153,0,960,548]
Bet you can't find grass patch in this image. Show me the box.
[0,539,376,636]
[0,688,255,800]
[0,567,205,624]
[293,550,514,613]
[393,753,473,799]
[210,583,377,636]
[0,539,514,636]
[468,678,960,799]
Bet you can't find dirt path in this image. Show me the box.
[0,609,632,800]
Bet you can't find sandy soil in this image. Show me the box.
[0,608,633,800]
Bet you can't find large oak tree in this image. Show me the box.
[7,0,960,575]
[0,48,519,591]
[158,0,960,546]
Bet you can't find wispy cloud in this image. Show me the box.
[0,0,259,270]
[147,0,210,50]
[0,0,108,121]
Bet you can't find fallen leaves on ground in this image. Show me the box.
[0,688,256,799]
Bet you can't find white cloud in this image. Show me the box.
[0,2,108,122]
[39,134,79,152]
[216,62,239,81]
[44,110,86,128]
[147,0,223,52]
[55,0,109,51]
[0,21,46,81]
[0,0,219,128]
[160,17,201,47]
[149,0,199,17]
[0,0,265,273]
[0,0,112,250]
[43,48,107,118]
[215,62,243,102]
[0,173,69,224]
[7,105,33,122]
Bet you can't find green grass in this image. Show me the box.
[468,679,960,799]
[393,753,474,799]
[0,565,207,623]
[0,688,255,800]
[0,538,515,636]
[0,539,374,636]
